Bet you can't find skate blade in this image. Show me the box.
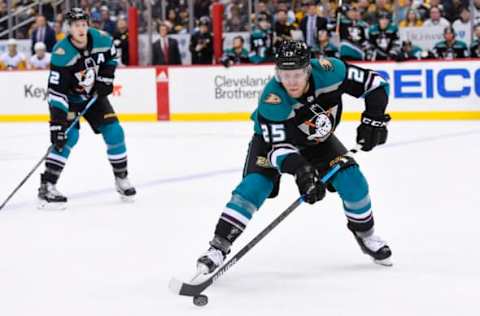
[37,199,67,211]
[119,194,135,203]
[374,257,393,267]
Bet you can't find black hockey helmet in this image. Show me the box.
[66,8,89,24]
[274,40,310,70]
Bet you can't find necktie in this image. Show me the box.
[308,17,316,47]
[38,27,45,43]
[163,38,169,64]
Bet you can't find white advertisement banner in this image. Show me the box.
[399,26,472,51]
[0,68,157,116]
[169,65,274,113]
[169,60,480,116]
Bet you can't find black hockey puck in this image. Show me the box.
[193,294,208,306]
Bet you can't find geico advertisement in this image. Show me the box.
[345,60,480,111]
[0,68,156,115]
[169,60,480,114]
[168,65,274,113]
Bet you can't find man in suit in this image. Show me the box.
[152,22,182,65]
[300,0,327,48]
[31,15,56,53]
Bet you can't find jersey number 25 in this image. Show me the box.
[261,124,286,143]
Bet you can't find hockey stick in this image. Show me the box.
[169,145,361,298]
[0,95,98,211]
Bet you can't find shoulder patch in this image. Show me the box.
[264,93,282,104]
[55,47,65,55]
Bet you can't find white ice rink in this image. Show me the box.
[0,121,479,316]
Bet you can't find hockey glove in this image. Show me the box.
[295,165,326,204]
[50,121,68,152]
[95,79,114,97]
[357,113,391,151]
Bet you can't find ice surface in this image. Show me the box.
[0,121,479,316]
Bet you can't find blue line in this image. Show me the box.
[3,128,480,211]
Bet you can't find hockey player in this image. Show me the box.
[432,26,469,59]
[38,8,136,209]
[249,13,274,64]
[367,11,400,61]
[397,40,424,61]
[196,40,393,275]
[338,5,370,61]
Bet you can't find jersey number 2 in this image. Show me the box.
[347,67,364,83]
[49,71,60,85]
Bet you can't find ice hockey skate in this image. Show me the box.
[196,236,231,275]
[349,226,393,266]
[37,175,67,210]
[115,174,136,202]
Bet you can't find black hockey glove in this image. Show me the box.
[50,121,68,152]
[357,113,391,151]
[295,165,326,204]
[94,80,113,97]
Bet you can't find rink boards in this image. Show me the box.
[0,59,479,122]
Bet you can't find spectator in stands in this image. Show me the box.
[194,0,212,20]
[300,0,327,48]
[432,26,469,59]
[100,6,117,35]
[91,11,102,30]
[28,41,51,70]
[428,0,444,14]
[367,11,400,61]
[54,21,65,41]
[153,22,182,65]
[452,7,471,32]
[166,8,182,34]
[225,0,248,31]
[399,8,423,27]
[113,17,129,66]
[311,29,338,59]
[274,8,294,45]
[395,0,411,24]
[0,39,27,70]
[442,0,469,22]
[220,35,250,67]
[474,0,480,25]
[412,0,430,21]
[177,5,190,33]
[364,0,393,25]
[249,13,274,64]
[0,1,8,40]
[357,0,375,23]
[397,40,424,61]
[339,4,370,60]
[31,15,56,53]
[470,24,480,58]
[190,16,213,64]
[424,6,450,27]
